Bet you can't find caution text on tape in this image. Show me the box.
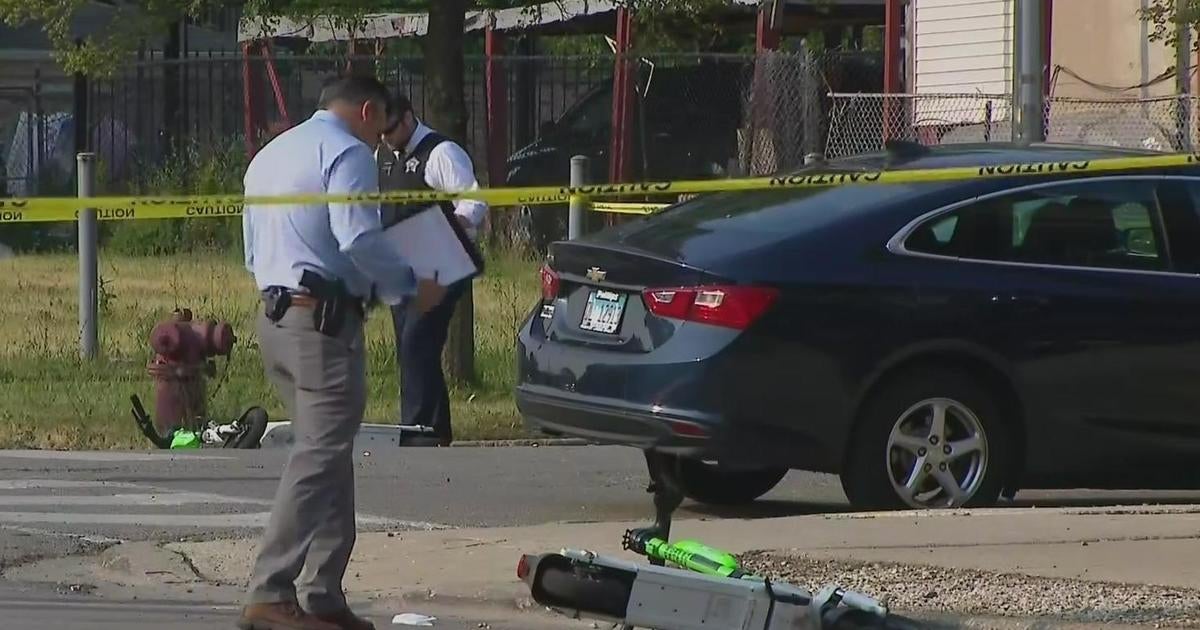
[591,202,668,215]
[0,203,246,224]
[2,153,1198,224]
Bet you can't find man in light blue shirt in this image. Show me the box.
[238,75,443,630]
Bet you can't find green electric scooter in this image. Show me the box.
[519,452,918,630]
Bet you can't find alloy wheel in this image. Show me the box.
[885,397,988,509]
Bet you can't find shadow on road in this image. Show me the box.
[1009,493,1200,509]
[683,499,854,520]
[683,492,1200,522]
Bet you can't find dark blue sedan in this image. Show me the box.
[514,142,1200,510]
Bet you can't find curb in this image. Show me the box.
[449,438,591,447]
[821,503,1200,521]
[261,422,594,449]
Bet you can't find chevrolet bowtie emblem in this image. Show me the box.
[586,267,607,282]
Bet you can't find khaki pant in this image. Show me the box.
[247,303,366,615]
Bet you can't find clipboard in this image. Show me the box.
[382,203,483,286]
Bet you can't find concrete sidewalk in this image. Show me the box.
[177,504,1200,592]
[11,504,1200,627]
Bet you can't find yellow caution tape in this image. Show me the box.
[0,203,243,224]
[592,202,669,215]
[2,152,1198,224]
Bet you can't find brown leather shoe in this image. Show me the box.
[314,608,376,630]
[237,601,342,630]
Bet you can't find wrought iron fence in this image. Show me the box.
[0,86,46,197]
[1,82,75,198]
[80,52,622,189]
[825,92,1200,158]
[26,52,1194,204]
[75,50,886,189]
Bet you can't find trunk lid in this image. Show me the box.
[540,241,723,352]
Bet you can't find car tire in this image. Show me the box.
[841,370,1011,511]
[672,457,788,506]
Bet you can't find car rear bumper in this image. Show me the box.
[515,384,838,471]
[515,384,715,457]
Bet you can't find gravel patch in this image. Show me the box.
[740,551,1200,628]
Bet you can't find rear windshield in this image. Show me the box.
[604,181,934,259]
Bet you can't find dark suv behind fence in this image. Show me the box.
[505,52,884,250]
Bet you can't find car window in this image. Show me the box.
[601,180,940,261]
[563,91,612,136]
[905,180,1167,271]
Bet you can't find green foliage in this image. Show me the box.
[624,0,743,52]
[0,0,150,76]
[102,137,247,256]
[0,0,479,75]
[1,0,767,76]
[1138,0,1200,52]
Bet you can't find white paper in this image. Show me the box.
[382,207,478,286]
[392,612,437,626]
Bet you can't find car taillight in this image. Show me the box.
[664,418,711,437]
[642,285,778,330]
[540,264,560,300]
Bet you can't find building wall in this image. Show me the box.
[908,0,1188,98]
[911,0,1013,95]
[1048,0,1185,98]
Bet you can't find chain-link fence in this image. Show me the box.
[739,51,820,176]
[825,92,1200,158]
[739,50,883,175]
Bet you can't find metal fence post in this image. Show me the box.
[77,152,98,360]
[569,155,589,240]
[1177,22,1193,152]
[1012,0,1045,144]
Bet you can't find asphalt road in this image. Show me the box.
[0,445,841,630]
[0,445,850,566]
[0,583,585,630]
[3,445,1200,629]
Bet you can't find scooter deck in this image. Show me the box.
[520,548,891,630]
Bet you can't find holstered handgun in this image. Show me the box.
[299,270,363,337]
[263,286,291,323]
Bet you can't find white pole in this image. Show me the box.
[77,152,98,360]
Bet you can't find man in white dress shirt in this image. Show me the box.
[239,76,445,630]
[376,93,487,447]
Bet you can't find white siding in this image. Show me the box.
[912,0,1013,124]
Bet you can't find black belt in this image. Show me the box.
[262,285,364,337]
[262,289,364,317]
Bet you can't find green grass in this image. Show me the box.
[0,246,542,449]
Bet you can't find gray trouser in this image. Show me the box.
[247,304,366,614]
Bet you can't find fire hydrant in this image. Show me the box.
[146,308,236,435]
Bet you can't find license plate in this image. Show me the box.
[579,289,627,334]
